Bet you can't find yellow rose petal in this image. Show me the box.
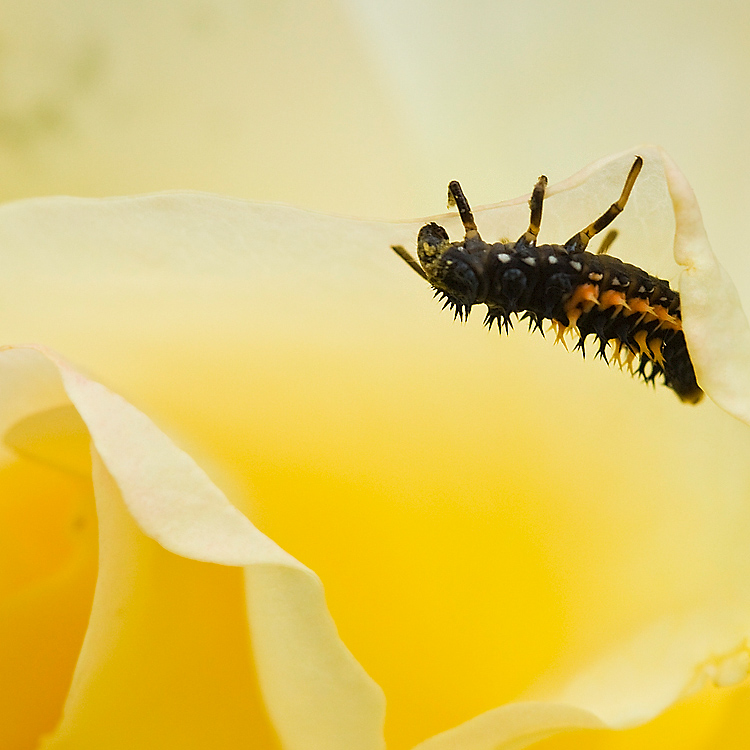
[411,703,605,750]
[0,458,96,748]
[1,149,749,749]
[659,149,750,425]
[0,345,384,750]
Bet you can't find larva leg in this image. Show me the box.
[392,245,428,280]
[447,180,481,239]
[518,175,548,245]
[596,229,618,255]
[565,156,643,252]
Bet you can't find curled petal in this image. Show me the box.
[659,148,750,426]
[1,148,749,749]
[0,344,385,750]
[411,703,605,750]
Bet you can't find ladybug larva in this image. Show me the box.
[392,157,702,403]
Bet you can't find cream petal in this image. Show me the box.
[0,0,416,218]
[546,605,750,727]
[411,702,605,750]
[407,608,750,749]
[1,149,748,747]
[658,149,750,426]
[5,405,93,477]
[473,145,750,423]
[0,345,385,750]
[407,607,750,748]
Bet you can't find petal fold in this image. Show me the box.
[410,702,605,750]
[2,146,749,749]
[659,148,750,425]
[0,344,385,750]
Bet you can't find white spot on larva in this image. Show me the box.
[522,257,536,267]
[589,272,603,281]
[570,261,582,272]
[456,246,465,252]
[497,253,512,263]
[548,255,558,264]
[611,277,622,286]
[446,260,453,265]
[638,285,647,294]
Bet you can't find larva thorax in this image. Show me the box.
[394,158,703,404]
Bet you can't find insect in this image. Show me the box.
[392,157,703,403]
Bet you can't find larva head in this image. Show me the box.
[417,222,480,308]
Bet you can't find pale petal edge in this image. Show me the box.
[410,702,606,750]
[657,148,750,425]
[0,344,386,750]
[410,603,750,749]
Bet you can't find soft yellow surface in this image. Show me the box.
[2,1,750,747]
[1,148,750,749]
[0,346,383,750]
[0,460,96,749]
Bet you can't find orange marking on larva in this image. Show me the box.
[627,298,653,315]
[566,307,582,328]
[659,316,682,331]
[565,283,599,315]
[599,289,629,310]
[654,320,681,333]
[552,321,570,350]
[651,305,681,329]
[397,161,703,403]
[649,337,665,365]
[613,339,632,368]
[633,329,650,356]
[624,349,636,373]
[611,339,625,368]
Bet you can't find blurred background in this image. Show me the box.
[1,0,748,255]
[2,1,750,749]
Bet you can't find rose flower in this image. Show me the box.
[2,146,750,750]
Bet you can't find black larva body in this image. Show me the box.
[392,158,702,403]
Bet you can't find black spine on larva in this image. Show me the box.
[394,162,701,403]
[428,238,702,403]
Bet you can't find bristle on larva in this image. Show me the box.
[392,157,703,404]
